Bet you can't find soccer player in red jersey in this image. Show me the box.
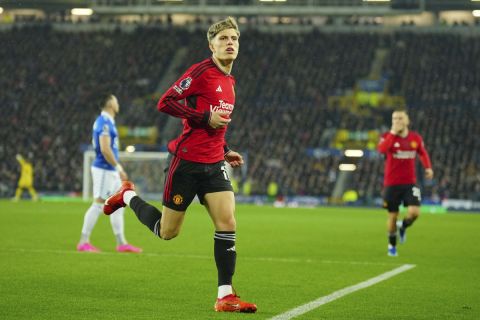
[104,17,256,313]
[378,110,433,256]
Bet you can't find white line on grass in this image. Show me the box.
[269,264,416,320]
[1,248,401,266]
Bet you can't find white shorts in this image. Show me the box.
[91,166,121,200]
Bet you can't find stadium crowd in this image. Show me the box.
[1,23,479,202]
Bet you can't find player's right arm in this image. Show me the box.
[157,70,230,129]
[416,135,434,180]
[377,132,396,154]
[99,135,128,180]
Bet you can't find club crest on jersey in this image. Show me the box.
[394,142,400,148]
[179,77,192,90]
[410,141,418,149]
[173,194,183,205]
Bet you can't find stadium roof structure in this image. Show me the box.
[1,0,480,16]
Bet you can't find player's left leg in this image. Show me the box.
[397,205,420,244]
[397,185,422,244]
[204,191,257,313]
[27,186,39,201]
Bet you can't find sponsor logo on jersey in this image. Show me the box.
[216,85,222,92]
[210,100,234,115]
[179,77,192,90]
[393,150,416,159]
[410,141,418,149]
[173,194,183,205]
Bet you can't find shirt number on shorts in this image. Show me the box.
[412,186,421,200]
[221,165,229,181]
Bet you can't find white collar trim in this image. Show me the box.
[101,111,115,124]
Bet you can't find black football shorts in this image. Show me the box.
[162,155,233,211]
[383,184,421,212]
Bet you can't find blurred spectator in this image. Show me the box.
[1,24,478,201]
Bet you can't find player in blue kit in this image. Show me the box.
[77,93,142,253]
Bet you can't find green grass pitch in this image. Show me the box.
[1,200,479,319]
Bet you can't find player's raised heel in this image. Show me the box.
[214,294,257,313]
[103,181,135,215]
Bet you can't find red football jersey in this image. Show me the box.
[157,58,236,163]
[377,131,432,186]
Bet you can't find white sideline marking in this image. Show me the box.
[1,248,400,266]
[269,264,416,320]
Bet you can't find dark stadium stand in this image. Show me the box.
[1,23,478,201]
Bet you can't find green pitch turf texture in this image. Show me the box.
[1,200,479,320]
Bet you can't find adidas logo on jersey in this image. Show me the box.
[216,85,222,92]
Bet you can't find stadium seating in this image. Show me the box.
[1,23,478,201]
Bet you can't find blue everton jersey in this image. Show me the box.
[92,111,119,171]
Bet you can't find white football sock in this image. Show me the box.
[80,203,103,244]
[110,207,127,245]
[218,285,233,299]
[123,190,137,206]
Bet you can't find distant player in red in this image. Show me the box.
[378,110,433,257]
[103,17,256,313]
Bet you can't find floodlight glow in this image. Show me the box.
[345,149,364,157]
[71,8,93,16]
[0,7,4,14]
[473,10,480,17]
[126,145,136,153]
[339,164,357,171]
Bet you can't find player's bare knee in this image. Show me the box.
[216,216,236,231]
[409,208,420,219]
[160,228,179,240]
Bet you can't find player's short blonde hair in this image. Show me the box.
[207,17,240,42]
